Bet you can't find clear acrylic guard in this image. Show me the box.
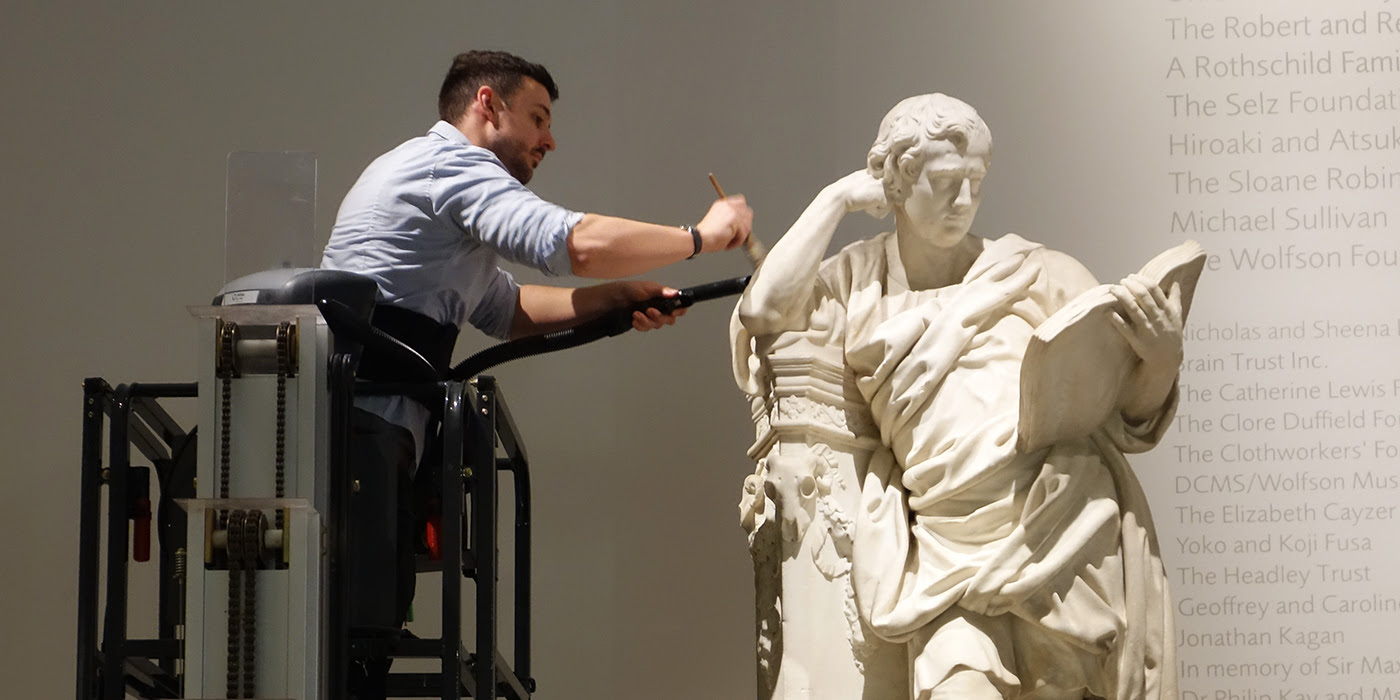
[224,151,317,284]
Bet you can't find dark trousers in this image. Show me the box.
[345,408,418,700]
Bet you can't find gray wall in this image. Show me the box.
[2,2,1306,697]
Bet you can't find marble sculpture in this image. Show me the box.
[731,94,1187,700]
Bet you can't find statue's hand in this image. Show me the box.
[1111,274,1184,368]
[829,169,889,219]
[1111,274,1184,420]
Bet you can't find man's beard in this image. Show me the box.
[492,136,536,185]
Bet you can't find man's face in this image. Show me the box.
[901,139,988,247]
[488,77,555,184]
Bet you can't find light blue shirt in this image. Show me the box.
[322,120,581,336]
[321,121,583,455]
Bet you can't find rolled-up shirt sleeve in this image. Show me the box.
[433,152,582,276]
[467,266,520,340]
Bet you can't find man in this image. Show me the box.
[735,94,1180,699]
[325,50,752,452]
[322,50,752,698]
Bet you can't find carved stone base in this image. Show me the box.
[739,357,906,700]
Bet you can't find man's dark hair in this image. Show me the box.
[438,50,559,123]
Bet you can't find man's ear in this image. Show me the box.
[473,85,499,126]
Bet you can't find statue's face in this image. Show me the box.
[901,138,988,246]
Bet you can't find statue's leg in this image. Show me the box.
[909,608,1017,700]
[1017,686,1096,700]
[923,669,1004,700]
[1008,613,1108,700]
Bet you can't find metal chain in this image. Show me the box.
[218,322,238,529]
[225,510,245,699]
[219,322,242,698]
[275,322,290,532]
[241,513,259,697]
[219,321,289,697]
[223,509,264,698]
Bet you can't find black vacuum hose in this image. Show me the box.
[448,274,751,381]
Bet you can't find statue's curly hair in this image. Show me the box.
[866,94,992,205]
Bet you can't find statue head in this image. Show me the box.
[867,95,992,245]
[867,94,992,203]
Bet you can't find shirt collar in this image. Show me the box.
[429,120,472,145]
[428,120,512,174]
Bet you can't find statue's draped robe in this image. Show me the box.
[773,233,1176,699]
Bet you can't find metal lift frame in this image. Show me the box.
[77,379,197,700]
[76,370,534,700]
[346,375,535,700]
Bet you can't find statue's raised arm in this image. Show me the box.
[737,170,888,337]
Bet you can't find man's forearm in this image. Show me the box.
[566,214,695,278]
[512,284,614,338]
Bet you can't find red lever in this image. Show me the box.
[132,497,151,563]
[425,515,443,561]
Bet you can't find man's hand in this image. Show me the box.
[514,281,685,338]
[609,280,688,331]
[696,195,754,253]
[1111,274,1184,421]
